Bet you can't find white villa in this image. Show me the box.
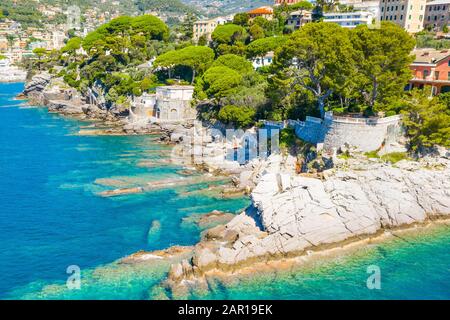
[131,85,195,123]
[251,51,274,69]
[323,11,375,28]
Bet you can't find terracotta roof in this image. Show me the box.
[248,7,274,15]
[412,48,450,64]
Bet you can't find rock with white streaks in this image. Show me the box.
[183,157,450,273]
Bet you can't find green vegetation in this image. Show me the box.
[279,127,297,149]
[364,150,409,163]
[364,150,380,159]
[416,31,450,49]
[271,22,416,120]
[210,54,253,74]
[337,150,352,160]
[200,66,243,99]
[399,90,450,152]
[135,0,195,15]
[274,22,355,117]
[246,36,287,61]
[380,152,408,164]
[154,46,214,83]
[27,12,448,149]
[1,0,47,28]
[217,105,255,128]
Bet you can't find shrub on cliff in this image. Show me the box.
[217,105,255,128]
[399,90,450,152]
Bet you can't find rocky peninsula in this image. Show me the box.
[17,72,450,299]
[133,152,450,299]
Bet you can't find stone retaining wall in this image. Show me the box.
[295,113,403,152]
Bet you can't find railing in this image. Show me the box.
[260,119,304,129]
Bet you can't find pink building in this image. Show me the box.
[408,48,450,95]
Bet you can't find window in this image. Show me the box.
[435,71,440,79]
[423,69,429,79]
[447,71,450,80]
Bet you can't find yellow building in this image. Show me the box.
[379,0,427,33]
[193,17,230,42]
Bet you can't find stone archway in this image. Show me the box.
[169,108,178,120]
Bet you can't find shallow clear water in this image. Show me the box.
[0,83,248,299]
[0,83,449,300]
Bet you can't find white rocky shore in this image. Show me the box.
[161,151,450,296]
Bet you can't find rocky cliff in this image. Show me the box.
[20,73,129,125]
[165,153,450,295]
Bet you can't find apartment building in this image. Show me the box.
[324,11,375,28]
[193,16,230,42]
[408,48,450,94]
[424,0,450,31]
[286,10,312,30]
[379,0,427,33]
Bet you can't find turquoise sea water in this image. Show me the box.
[0,83,248,299]
[0,82,449,299]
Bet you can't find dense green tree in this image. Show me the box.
[249,24,265,40]
[438,92,450,107]
[61,37,82,54]
[211,24,246,45]
[32,48,48,71]
[233,13,250,27]
[154,46,214,83]
[201,66,243,98]
[246,36,288,62]
[274,22,355,117]
[398,89,450,151]
[289,1,314,12]
[180,13,197,40]
[350,22,415,112]
[216,43,246,56]
[217,105,255,128]
[82,15,169,52]
[197,35,208,46]
[250,16,280,37]
[211,54,253,74]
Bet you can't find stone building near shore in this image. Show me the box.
[294,112,404,153]
[130,85,195,123]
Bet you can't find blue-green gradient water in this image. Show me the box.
[0,83,449,299]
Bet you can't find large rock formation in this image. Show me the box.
[166,156,450,289]
[22,72,52,104]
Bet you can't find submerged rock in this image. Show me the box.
[182,210,235,230]
[147,220,162,243]
[98,187,143,197]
